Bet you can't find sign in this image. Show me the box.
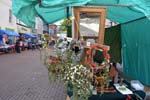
[17,25,31,33]
[5,27,14,32]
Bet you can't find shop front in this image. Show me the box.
[17,24,32,34]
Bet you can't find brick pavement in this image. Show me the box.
[0,50,67,100]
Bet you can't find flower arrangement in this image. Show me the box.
[41,38,112,100]
[60,18,72,31]
[83,43,111,93]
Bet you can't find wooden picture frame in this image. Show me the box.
[73,7,106,44]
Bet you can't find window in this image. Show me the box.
[9,9,12,23]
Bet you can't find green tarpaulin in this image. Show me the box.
[12,0,91,27]
[12,0,37,27]
[122,17,150,86]
[94,25,122,64]
[13,0,150,27]
[104,25,121,63]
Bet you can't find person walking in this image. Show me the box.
[15,40,20,53]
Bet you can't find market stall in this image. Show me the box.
[12,0,150,86]
[12,1,150,100]
[0,29,19,53]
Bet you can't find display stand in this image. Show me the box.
[73,7,106,44]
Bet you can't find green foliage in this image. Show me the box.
[41,40,92,99]
[41,39,111,99]
[60,18,72,31]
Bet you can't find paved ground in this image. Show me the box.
[1,50,150,100]
[0,50,67,100]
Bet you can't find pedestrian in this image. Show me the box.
[15,40,20,53]
[20,40,23,51]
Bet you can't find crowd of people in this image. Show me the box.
[15,38,43,53]
[0,37,43,54]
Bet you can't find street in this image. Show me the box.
[0,50,66,100]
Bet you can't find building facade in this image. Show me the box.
[35,16,43,34]
[0,0,32,33]
[16,20,32,34]
[0,0,17,32]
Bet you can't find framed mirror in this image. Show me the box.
[73,7,106,44]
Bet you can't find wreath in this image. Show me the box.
[83,43,113,93]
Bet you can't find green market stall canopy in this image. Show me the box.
[12,0,150,27]
[12,0,150,86]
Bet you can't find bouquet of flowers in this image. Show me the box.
[41,38,111,100]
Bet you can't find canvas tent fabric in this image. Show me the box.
[12,0,37,27]
[104,25,122,63]
[10,31,20,37]
[12,0,91,27]
[87,0,146,23]
[0,35,3,44]
[94,25,122,64]
[121,17,150,86]
[12,0,150,27]
[23,33,36,38]
[35,6,72,24]
[0,30,4,35]
[0,30,19,37]
[40,0,91,7]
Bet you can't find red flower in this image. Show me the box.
[103,50,107,57]
[86,50,90,55]
[90,63,98,70]
[50,61,57,65]
[106,54,110,60]
[103,46,109,51]
[91,44,96,49]
[101,48,110,61]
